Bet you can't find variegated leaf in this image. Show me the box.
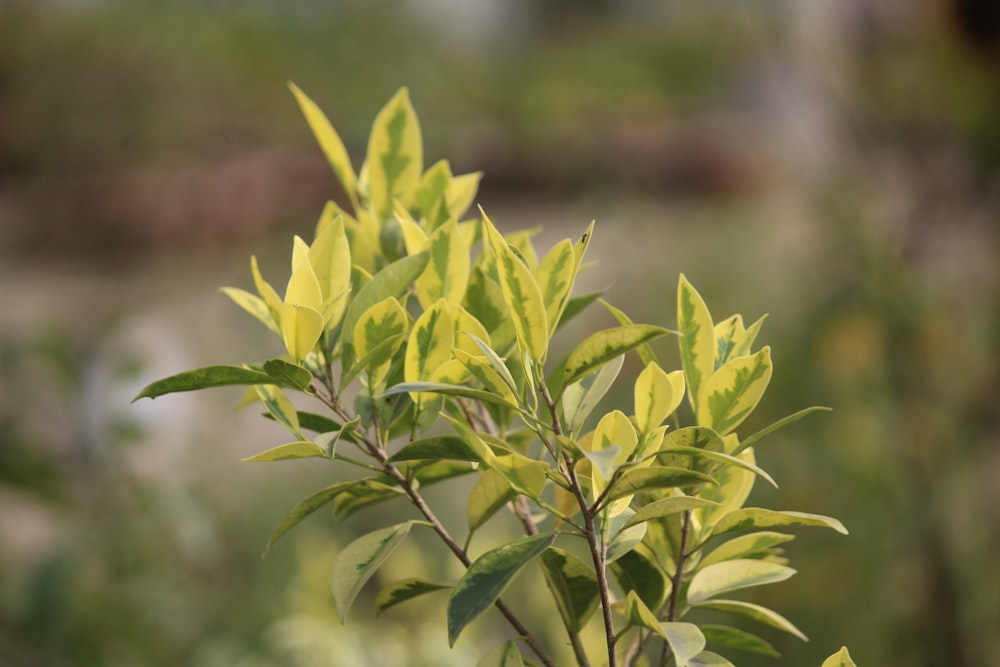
[367,87,422,221]
[697,347,772,435]
[678,274,716,412]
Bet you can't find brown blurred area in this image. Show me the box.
[1,2,998,666]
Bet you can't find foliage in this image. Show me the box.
[135,85,853,666]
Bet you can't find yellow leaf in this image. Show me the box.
[309,215,352,328]
[634,362,686,434]
[250,255,282,324]
[280,302,324,361]
[446,171,483,220]
[288,82,358,205]
[367,87,423,221]
[678,274,715,412]
[697,347,772,435]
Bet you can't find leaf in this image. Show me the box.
[692,599,807,641]
[332,522,415,623]
[476,640,525,667]
[625,590,666,639]
[446,171,483,221]
[562,325,674,390]
[388,435,484,463]
[694,448,757,534]
[562,354,624,437]
[735,406,832,455]
[699,531,796,568]
[605,467,717,502]
[447,533,555,646]
[242,440,326,462]
[468,469,518,534]
[380,382,518,411]
[610,544,668,610]
[220,287,279,334]
[697,347,772,435]
[332,479,407,519]
[634,362,685,434]
[254,384,301,438]
[133,366,291,401]
[710,508,848,539]
[535,239,578,332]
[599,297,658,366]
[279,302,324,362]
[677,274,716,412]
[288,82,357,202]
[821,647,857,667]
[701,624,780,658]
[263,481,360,555]
[686,559,796,605]
[662,622,707,667]
[483,213,550,363]
[405,300,456,390]
[606,521,646,563]
[367,87,423,220]
[264,410,343,436]
[492,452,549,500]
[416,217,469,307]
[539,547,600,632]
[660,447,777,489]
[262,359,313,391]
[374,578,450,617]
[688,651,735,667]
[623,496,719,530]
[557,290,603,332]
[580,446,622,485]
[341,251,429,350]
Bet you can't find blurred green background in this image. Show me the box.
[2,1,999,665]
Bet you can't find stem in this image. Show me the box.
[667,510,692,623]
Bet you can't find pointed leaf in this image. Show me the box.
[468,469,518,534]
[388,435,484,463]
[341,251,430,349]
[447,171,483,222]
[661,446,777,489]
[821,647,857,667]
[677,274,716,412]
[263,480,360,555]
[700,531,796,568]
[701,624,780,658]
[625,590,667,639]
[562,355,624,436]
[623,496,719,530]
[220,287,279,333]
[697,347,772,435]
[540,547,600,632]
[367,87,422,220]
[262,359,313,391]
[687,559,796,605]
[254,384,301,437]
[280,302,324,361]
[599,297,658,366]
[710,508,848,538]
[374,578,450,617]
[288,82,357,201]
[447,533,555,645]
[557,290,603,332]
[380,381,519,411]
[332,522,414,623]
[735,406,831,455]
[562,325,674,390]
[692,599,808,641]
[534,238,577,332]
[635,362,685,434]
[611,544,668,609]
[242,440,326,462]
[606,467,717,502]
[663,622,707,667]
[133,366,288,401]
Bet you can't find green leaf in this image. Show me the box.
[687,559,796,605]
[662,622,707,667]
[821,647,857,667]
[660,447,777,489]
[605,467,717,502]
[262,359,313,391]
[623,496,719,530]
[688,651,735,667]
[610,544,668,610]
[242,440,326,462]
[416,217,469,307]
[607,521,647,563]
[492,452,549,500]
[388,435,484,463]
[599,298,658,366]
[476,640,525,667]
[539,547,600,632]
[367,87,423,221]
[625,590,667,639]
[380,381,518,411]
[288,82,357,203]
[463,332,517,394]
[254,384,301,438]
[332,522,415,623]
[699,531,796,568]
[677,274,716,412]
[562,355,624,437]
[634,362,685,434]
[562,325,674,390]
[735,406,832,455]
[447,532,555,646]
[692,599,807,641]
[263,480,359,555]
[557,290,603,332]
[405,300,456,388]
[580,446,622,484]
[483,213,550,363]
[701,624,780,658]
[468,469,518,534]
[710,508,848,539]
[374,578,450,617]
[263,410,346,437]
[279,301,324,361]
[697,347,772,435]
[341,251,430,350]
[535,238,578,332]
[332,479,407,519]
[133,366,290,401]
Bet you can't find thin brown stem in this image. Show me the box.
[667,510,692,623]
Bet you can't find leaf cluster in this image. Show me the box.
[134,86,854,667]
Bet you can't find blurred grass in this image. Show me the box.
[2,2,999,666]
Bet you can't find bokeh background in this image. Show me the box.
[2,1,999,665]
